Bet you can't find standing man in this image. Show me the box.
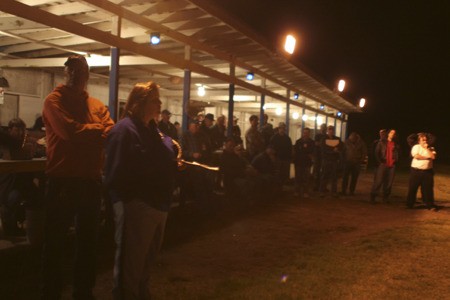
[41,55,114,299]
[158,109,178,140]
[319,125,343,197]
[406,133,437,209]
[313,123,327,191]
[245,115,264,162]
[370,129,399,203]
[270,122,292,186]
[293,127,315,198]
[259,113,274,148]
[341,132,367,195]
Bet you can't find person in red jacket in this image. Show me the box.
[41,55,114,300]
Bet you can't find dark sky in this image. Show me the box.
[211,0,450,161]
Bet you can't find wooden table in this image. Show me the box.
[0,158,46,173]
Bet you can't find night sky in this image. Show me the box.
[210,1,450,162]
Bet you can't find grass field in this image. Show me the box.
[1,165,449,299]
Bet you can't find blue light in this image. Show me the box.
[337,111,342,117]
[320,104,325,110]
[246,72,254,81]
[150,33,160,45]
[294,93,299,100]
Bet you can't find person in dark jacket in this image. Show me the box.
[270,122,292,185]
[370,129,399,203]
[105,81,177,299]
[293,127,315,198]
[158,109,178,140]
[341,132,367,195]
[319,125,343,197]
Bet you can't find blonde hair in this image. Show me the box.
[122,81,159,120]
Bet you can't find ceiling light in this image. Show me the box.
[246,72,254,81]
[150,32,160,45]
[302,114,308,121]
[197,85,205,97]
[337,111,342,117]
[293,93,299,100]
[320,104,325,110]
[292,112,299,120]
[275,107,283,116]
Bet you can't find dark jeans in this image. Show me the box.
[295,164,311,195]
[406,168,434,208]
[41,177,101,300]
[341,161,361,194]
[312,157,322,190]
[371,164,396,199]
[319,160,339,194]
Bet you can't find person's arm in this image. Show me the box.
[98,104,115,140]
[43,96,104,143]
[412,145,436,160]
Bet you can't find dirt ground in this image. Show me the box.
[1,166,449,299]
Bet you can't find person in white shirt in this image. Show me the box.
[406,133,437,209]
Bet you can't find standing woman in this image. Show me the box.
[105,81,177,299]
[406,133,437,209]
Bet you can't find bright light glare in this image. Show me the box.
[276,107,283,116]
[197,85,205,97]
[338,79,346,92]
[302,114,308,121]
[359,98,366,108]
[284,35,296,54]
[292,112,299,120]
[150,33,160,45]
[317,116,323,124]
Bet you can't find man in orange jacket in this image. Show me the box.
[41,55,114,300]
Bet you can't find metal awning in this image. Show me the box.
[0,0,361,115]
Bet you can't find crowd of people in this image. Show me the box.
[0,54,440,299]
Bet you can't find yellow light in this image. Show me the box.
[316,116,323,124]
[338,79,346,92]
[276,107,283,116]
[284,35,296,54]
[197,85,205,97]
[359,98,366,108]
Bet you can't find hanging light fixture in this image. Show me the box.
[293,93,299,100]
[246,72,254,81]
